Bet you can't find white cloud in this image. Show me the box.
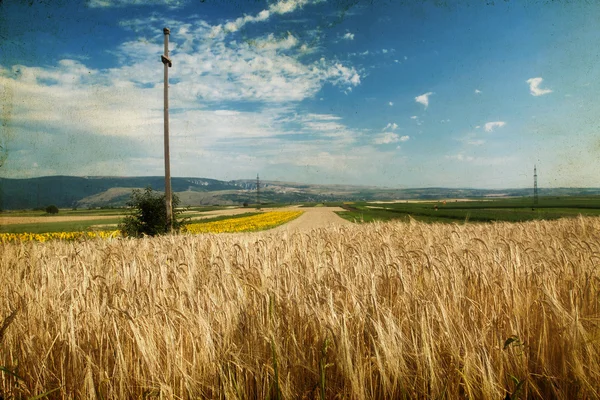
[110,24,361,104]
[410,116,418,120]
[415,92,433,108]
[388,101,394,106]
[210,0,318,36]
[374,132,400,144]
[0,46,367,177]
[475,125,481,129]
[383,122,398,131]
[526,77,552,96]
[0,6,376,182]
[305,113,341,121]
[484,121,506,132]
[474,89,482,94]
[270,0,314,14]
[372,132,408,145]
[342,32,355,40]
[321,61,361,87]
[214,110,240,116]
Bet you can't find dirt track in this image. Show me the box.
[0,215,121,225]
[269,207,352,233]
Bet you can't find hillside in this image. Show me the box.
[1,176,600,210]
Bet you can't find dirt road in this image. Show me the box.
[0,215,121,225]
[269,206,352,233]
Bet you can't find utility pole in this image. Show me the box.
[533,165,538,206]
[256,174,260,209]
[161,27,173,231]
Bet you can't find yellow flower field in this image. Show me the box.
[0,211,303,242]
[184,210,303,234]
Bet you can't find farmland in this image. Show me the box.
[1,198,599,398]
[1,216,599,398]
[2,196,600,235]
[337,196,600,224]
[0,211,305,242]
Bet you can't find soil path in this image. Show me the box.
[269,206,352,233]
[0,215,121,225]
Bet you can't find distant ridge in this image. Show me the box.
[1,175,599,210]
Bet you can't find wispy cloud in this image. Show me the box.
[373,132,409,145]
[484,121,506,132]
[415,92,433,108]
[210,0,319,36]
[115,19,362,104]
[383,122,398,131]
[410,115,417,120]
[374,132,399,144]
[526,77,552,96]
[0,2,367,180]
[388,101,393,106]
[342,32,355,40]
[474,89,482,94]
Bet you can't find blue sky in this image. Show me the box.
[1,0,599,188]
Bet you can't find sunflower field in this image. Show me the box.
[184,210,303,234]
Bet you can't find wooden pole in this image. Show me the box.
[161,27,173,231]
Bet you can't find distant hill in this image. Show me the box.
[1,175,599,210]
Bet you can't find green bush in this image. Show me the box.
[45,205,59,214]
[118,187,186,237]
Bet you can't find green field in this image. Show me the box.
[336,196,600,224]
[0,208,126,234]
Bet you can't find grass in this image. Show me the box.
[1,217,599,398]
[337,196,600,224]
[0,218,123,234]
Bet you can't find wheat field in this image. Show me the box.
[1,217,599,399]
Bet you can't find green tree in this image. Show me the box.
[118,187,186,237]
[45,205,59,214]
